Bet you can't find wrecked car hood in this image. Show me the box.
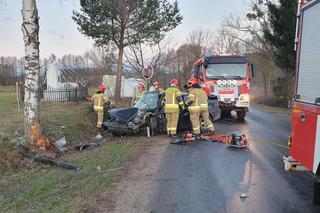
[107,108,139,123]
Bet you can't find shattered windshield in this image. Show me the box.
[206,63,247,79]
[134,92,159,110]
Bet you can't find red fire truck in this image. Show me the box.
[283,0,320,205]
[191,54,256,120]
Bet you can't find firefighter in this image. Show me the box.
[151,80,165,93]
[198,86,215,134]
[164,79,184,137]
[133,82,146,105]
[184,78,201,137]
[92,84,111,138]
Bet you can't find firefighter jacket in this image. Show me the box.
[198,89,209,110]
[92,92,110,112]
[164,87,184,113]
[185,88,201,112]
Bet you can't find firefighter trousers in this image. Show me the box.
[200,109,214,131]
[166,111,179,135]
[189,111,201,134]
[95,109,104,128]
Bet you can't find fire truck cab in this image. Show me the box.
[284,0,320,205]
[191,54,256,120]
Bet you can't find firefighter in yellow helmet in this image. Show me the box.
[133,82,146,105]
[92,84,111,138]
[164,79,184,137]
[184,78,201,137]
[198,84,215,134]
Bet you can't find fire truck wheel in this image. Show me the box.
[314,167,320,205]
[237,110,246,120]
[221,110,231,118]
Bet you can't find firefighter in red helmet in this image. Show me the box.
[164,79,184,137]
[198,84,215,134]
[151,80,165,93]
[133,82,146,105]
[184,78,201,137]
[92,84,111,138]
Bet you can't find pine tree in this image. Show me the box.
[73,0,182,101]
[264,0,298,74]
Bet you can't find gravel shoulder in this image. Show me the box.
[95,136,170,213]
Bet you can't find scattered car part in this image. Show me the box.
[24,153,78,170]
[54,137,67,151]
[74,142,99,151]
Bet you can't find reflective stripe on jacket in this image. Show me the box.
[93,93,108,111]
[164,87,183,112]
[186,88,200,112]
[198,89,209,109]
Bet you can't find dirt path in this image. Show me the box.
[96,136,170,213]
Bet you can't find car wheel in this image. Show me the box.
[111,131,120,137]
[148,116,158,136]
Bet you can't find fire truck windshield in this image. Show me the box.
[205,63,246,80]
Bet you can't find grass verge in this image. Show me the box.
[0,138,137,212]
[251,102,291,114]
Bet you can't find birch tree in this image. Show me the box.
[21,0,40,145]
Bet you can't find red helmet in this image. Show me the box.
[138,82,145,90]
[187,78,198,87]
[153,81,160,87]
[169,79,179,86]
[98,84,106,92]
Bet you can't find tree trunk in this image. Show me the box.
[115,45,124,101]
[21,0,40,145]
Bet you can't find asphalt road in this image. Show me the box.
[148,107,320,213]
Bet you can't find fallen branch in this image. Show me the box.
[33,156,79,170]
[23,153,79,170]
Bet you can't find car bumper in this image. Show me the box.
[104,121,141,133]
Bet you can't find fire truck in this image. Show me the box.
[191,54,256,120]
[283,0,320,205]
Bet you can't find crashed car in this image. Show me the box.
[103,91,220,136]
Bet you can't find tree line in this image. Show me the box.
[14,0,298,145]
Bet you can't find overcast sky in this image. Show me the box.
[0,0,248,58]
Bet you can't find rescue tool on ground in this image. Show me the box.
[170,131,250,148]
[283,0,320,205]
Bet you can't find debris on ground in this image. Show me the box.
[95,134,103,140]
[74,138,107,151]
[240,193,247,198]
[54,137,68,152]
[75,142,99,151]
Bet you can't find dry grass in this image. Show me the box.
[0,89,147,212]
